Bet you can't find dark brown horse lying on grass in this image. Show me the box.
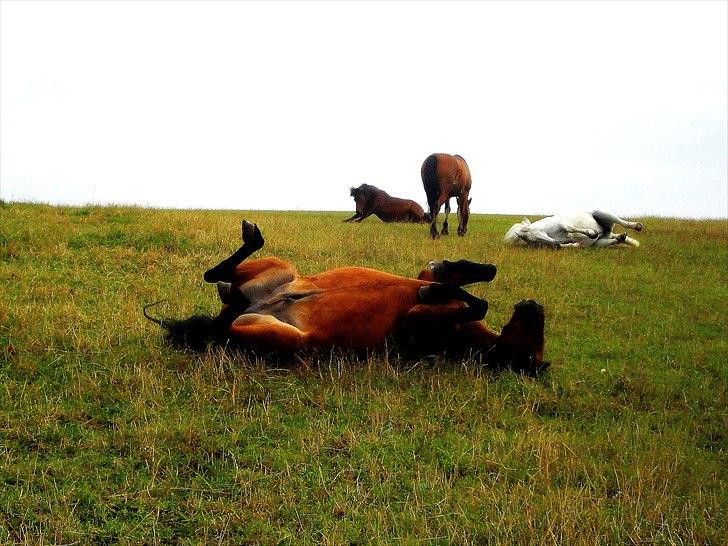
[422,153,472,238]
[344,184,431,223]
[145,221,549,375]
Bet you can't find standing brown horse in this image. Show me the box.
[145,221,549,375]
[344,184,431,223]
[421,153,472,239]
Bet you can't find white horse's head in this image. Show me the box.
[504,217,532,244]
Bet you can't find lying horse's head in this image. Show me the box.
[488,299,548,375]
[504,217,531,244]
[350,184,380,200]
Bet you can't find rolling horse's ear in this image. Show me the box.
[522,217,531,225]
[468,198,472,205]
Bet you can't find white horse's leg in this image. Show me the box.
[523,229,563,248]
[561,221,599,239]
[592,236,622,248]
[592,210,643,232]
[592,232,640,248]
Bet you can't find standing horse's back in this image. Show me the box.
[449,154,472,193]
[422,153,471,200]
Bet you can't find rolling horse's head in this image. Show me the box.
[488,299,548,375]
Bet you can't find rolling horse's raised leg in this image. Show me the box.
[592,210,643,232]
[228,314,308,353]
[417,282,488,322]
[215,256,299,316]
[203,221,298,335]
[561,221,599,239]
[204,220,265,283]
[417,259,497,286]
[592,232,640,248]
[398,283,489,351]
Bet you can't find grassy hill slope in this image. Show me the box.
[1,203,726,543]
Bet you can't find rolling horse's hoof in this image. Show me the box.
[217,282,232,304]
[204,221,265,283]
[217,281,250,307]
[418,283,452,304]
[242,220,264,250]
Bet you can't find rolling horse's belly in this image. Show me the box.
[251,268,426,349]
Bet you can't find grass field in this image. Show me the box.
[1,202,726,544]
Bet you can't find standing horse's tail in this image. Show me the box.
[421,154,439,212]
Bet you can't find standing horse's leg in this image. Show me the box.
[441,199,451,236]
[203,221,265,283]
[428,198,445,239]
[429,207,440,238]
[592,210,643,232]
[456,196,471,237]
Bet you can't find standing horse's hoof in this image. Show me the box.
[441,227,449,236]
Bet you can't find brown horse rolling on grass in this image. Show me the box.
[422,153,472,239]
[344,184,431,223]
[145,221,549,375]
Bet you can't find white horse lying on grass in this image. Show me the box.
[504,210,643,248]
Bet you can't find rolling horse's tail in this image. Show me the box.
[143,300,220,352]
[421,153,439,213]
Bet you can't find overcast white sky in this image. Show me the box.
[1,0,726,218]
